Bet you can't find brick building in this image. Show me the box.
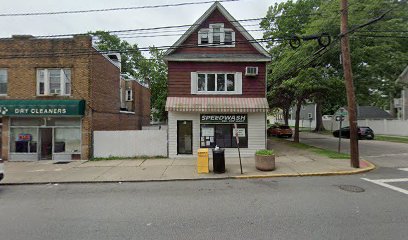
[164,2,270,158]
[0,35,150,161]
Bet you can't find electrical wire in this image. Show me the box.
[270,7,397,85]
[0,0,240,17]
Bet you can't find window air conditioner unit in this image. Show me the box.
[245,66,258,76]
[50,89,61,95]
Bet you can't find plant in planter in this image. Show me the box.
[255,149,275,171]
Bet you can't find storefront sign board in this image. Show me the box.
[200,114,247,124]
[0,100,85,116]
[233,128,246,137]
[17,134,32,141]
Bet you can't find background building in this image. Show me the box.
[0,35,150,161]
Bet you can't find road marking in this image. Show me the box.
[398,168,408,172]
[361,178,408,195]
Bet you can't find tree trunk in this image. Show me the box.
[389,91,396,118]
[314,102,325,132]
[294,102,301,143]
[283,107,290,125]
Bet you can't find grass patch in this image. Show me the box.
[91,155,167,161]
[256,149,275,156]
[284,141,350,159]
[375,135,408,144]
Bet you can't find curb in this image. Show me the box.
[235,159,376,179]
[0,160,376,186]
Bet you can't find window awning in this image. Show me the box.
[166,97,269,113]
[0,99,85,116]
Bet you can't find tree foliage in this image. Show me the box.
[261,0,408,137]
[90,31,168,121]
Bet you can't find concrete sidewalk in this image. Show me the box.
[0,140,375,185]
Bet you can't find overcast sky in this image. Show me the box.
[0,0,284,51]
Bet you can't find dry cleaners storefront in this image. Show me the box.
[0,100,85,161]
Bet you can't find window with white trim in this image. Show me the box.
[191,72,242,95]
[198,23,235,46]
[0,69,7,95]
[37,69,71,96]
[125,89,133,101]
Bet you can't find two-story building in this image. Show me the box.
[0,35,150,161]
[164,2,271,158]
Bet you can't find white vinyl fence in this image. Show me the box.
[94,130,167,158]
[288,119,317,129]
[323,119,408,136]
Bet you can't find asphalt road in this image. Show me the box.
[1,133,407,240]
[1,175,408,240]
[298,132,408,168]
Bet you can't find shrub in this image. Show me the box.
[255,149,274,156]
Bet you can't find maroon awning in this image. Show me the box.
[165,97,269,113]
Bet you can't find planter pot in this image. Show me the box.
[255,154,275,171]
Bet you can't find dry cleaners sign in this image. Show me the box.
[0,100,85,116]
[200,114,247,124]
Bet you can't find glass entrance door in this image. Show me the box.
[177,121,192,154]
[40,128,53,160]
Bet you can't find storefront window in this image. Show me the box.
[9,117,81,156]
[10,128,38,153]
[11,118,44,126]
[54,128,81,153]
[200,124,247,148]
[47,118,81,126]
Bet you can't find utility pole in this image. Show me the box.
[340,0,359,168]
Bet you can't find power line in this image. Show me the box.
[0,37,287,60]
[352,34,408,39]
[113,23,262,36]
[0,0,240,17]
[1,31,402,60]
[0,18,267,40]
[270,8,396,85]
[0,12,336,39]
[116,29,264,39]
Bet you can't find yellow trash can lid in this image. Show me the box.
[198,148,209,153]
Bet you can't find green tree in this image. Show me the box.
[90,31,146,80]
[261,0,408,136]
[282,68,324,142]
[140,47,168,121]
[90,31,169,121]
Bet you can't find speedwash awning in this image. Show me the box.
[165,97,269,113]
[0,99,85,116]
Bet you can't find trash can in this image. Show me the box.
[212,148,225,173]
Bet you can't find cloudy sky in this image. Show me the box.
[0,0,284,51]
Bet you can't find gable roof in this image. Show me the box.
[336,106,393,119]
[164,1,270,59]
[396,65,408,84]
[357,106,393,119]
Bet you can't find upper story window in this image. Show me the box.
[125,89,133,101]
[0,69,7,95]
[37,68,71,96]
[198,23,235,47]
[191,72,242,95]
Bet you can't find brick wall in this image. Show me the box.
[0,35,151,159]
[0,35,93,159]
[90,54,151,132]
